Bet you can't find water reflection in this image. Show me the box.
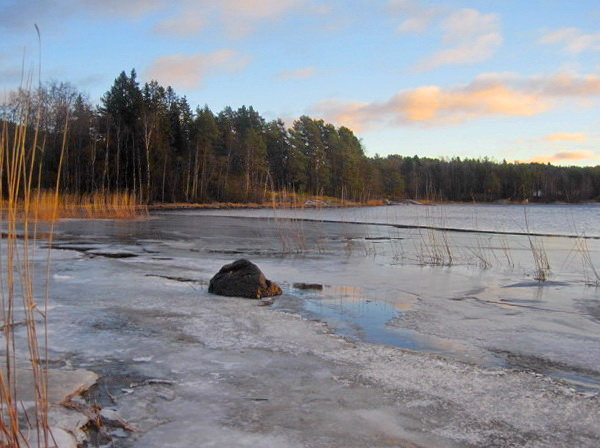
[275,284,488,363]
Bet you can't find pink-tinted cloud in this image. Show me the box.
[312,71,600,132]
[414,9,503,71]
[144,50,250,89]
[540,27,600,54]
[277,67,317,80]
[530,150,598,164]
[470,71,600,98]
[535,72,600,96]
[312,81,545,131]
[543,133,587,142]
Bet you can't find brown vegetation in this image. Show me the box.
[0,95,53,447]
[5,191,148,221]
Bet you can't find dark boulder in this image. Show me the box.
[208,259,282,299]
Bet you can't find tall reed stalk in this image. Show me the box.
[0,92,57,446]
[575,235,600,286]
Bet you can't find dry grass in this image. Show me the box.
[6,191,148,221]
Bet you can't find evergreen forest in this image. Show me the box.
[2,69,599,204]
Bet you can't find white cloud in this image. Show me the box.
[388,0,441,34]
[540,27,600,54]
[0,0,166,30]
[414,9,503,71]
[2,0,317,39]
[153,7,208,37]
[153,0,313,38]
[144,49,250,89]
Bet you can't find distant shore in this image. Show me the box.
[148,198,599,211]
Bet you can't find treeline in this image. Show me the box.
[370,155,600,202]
[1,69,599,204]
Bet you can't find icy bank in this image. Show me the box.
[35,211,600,447]
[112,293,598,448]
[8,367,98,448]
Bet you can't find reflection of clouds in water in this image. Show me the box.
[406,331,468,354]
[320,285,418,312]
[394,302,414,311]
[323,285,362,296]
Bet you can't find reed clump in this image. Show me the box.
[574,235,600,286]
[7,191,148,221]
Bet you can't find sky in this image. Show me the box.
[1,0,600,166]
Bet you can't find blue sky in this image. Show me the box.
[1,0,600,166]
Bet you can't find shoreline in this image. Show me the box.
[159,207,600,240]
[171,213,600,240]
[148,199,600,211]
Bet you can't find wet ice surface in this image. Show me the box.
[194,202,600,237]
[21,208,600,447]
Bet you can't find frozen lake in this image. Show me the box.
[13,204,600,447]
[194,202,600,237]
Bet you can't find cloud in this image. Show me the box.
[543,133,587,142]
[312,70,600,132]
[277,67,316,80]
[534,72,600,97]
[144,49,250,89]
[414,9,503,71]
[530,150,598,164]
[469,71,600,98]
[2,0,314,38]
[312,80,546,131]
[312,100,371,131]
[153,7,208,37]
[0,0,165,30]
[154,0,312,38]
[388,0,441,34]
[540,27,600,54]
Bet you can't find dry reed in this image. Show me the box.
[0,71,145,448]
[574,235,600,286]
[0,91,54,447]
[7,191,148,221]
